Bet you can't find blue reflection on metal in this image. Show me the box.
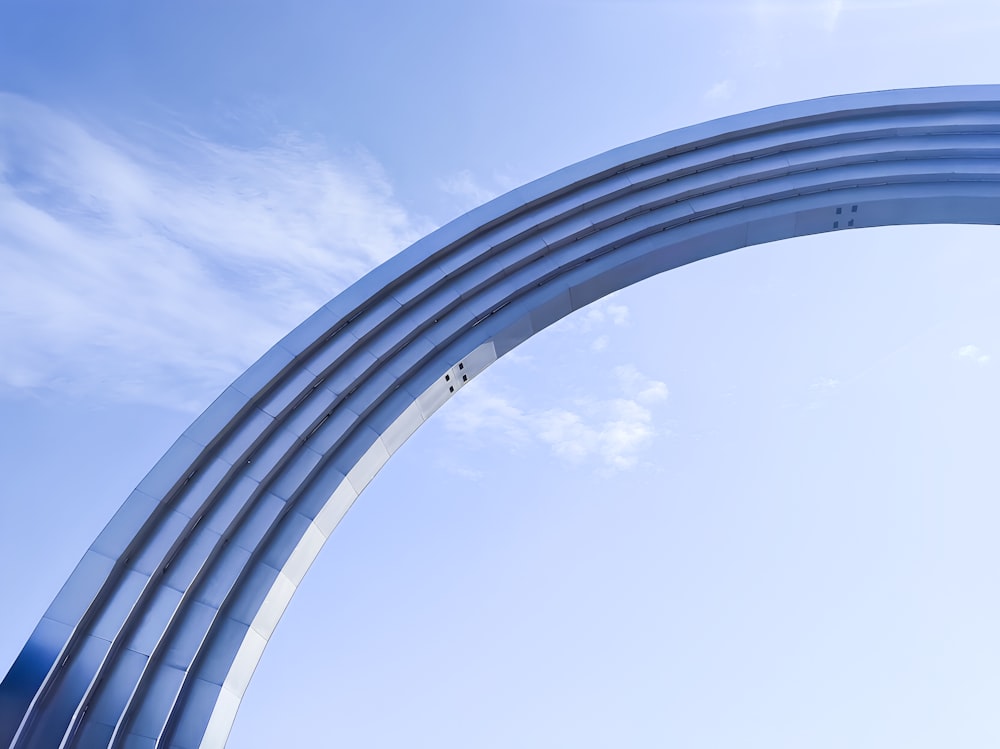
[4,85,1000,747]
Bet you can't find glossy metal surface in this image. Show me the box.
[4,86,1000,747]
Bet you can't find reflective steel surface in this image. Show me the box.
[4,86,1000,747]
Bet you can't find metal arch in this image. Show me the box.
[5,85,1000,748]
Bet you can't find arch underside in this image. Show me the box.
[3,86,1000,748]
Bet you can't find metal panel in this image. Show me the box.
[122,732,157,749]
[292,459,349,523]
[223,562,280,630]
[247,571,295,640]
[299,400,363,456]
[344,433,391,495]
[196,618,249,688]
[0,616,72,743]
[389,264,448,307]
[161,600,219,671]
[377,398,425,456]
[243,427,302,484]
[172,457,233,519]
[312,479,359,537]
[90,569,151,643]
[528,286,574,335]
[195,684,240,749]
[72,720,115,748]
[201,475,260,537]
[280,386,341,438]
[257,511,314,579]
[84,646,147,727]
[182,388,250,448]
[228,492,286,555]
[274,518,326,587]
[228,345,295,401]
[129,585,184,656]
[220,628,266,698]
[273,304,339,358]
[338,293,402,341]
[192,544,253,612]
[44,549,118,627]
[216,408,275,467]
[316,348,378,396]
[90,491,161,562]
[22,634,108,748]
[163,528,223,595]
[255,365,320,418]
[124,664,185,741]
[379,333,438,380]
[300,327,361,379]
[167,678,221,749]
[127,509,192,577]
[136,435,206,500]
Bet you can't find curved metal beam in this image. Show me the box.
[4,85,1000,748]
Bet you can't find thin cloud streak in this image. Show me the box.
[0,93,428,409]
[956,344,990,364]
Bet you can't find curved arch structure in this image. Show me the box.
[5,85,1000,747]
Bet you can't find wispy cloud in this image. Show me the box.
[750,0,845,32]
[823,0,845,30]
[704,80,734,102]
[543,295,631,355]
[956,344,990,364]
[437,169,521,214]
[437,169,499,209]
[0,93,428,409]
[567,300,630,332]
[443,365,669,473]
[748,0,947,32]
[810,377,841,391]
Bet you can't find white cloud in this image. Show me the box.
[557,297,630,333]
[750,0,847,32]
[437,169,499,209]
[582,301,630,328]
[606,303,630,326]
[0,93,428,409]
[822,0,845,30]
[443,365,669,473]
[957,344,990,364]
[547,295,632,353]
[810,377,841,391]
[704,80,733,102]
[591,335,610,352]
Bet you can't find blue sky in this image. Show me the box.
[3,0,1000,746]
